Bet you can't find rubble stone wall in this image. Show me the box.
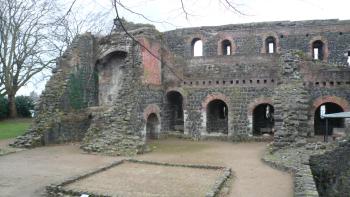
[310,140,350,197]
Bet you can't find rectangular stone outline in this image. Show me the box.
[46,159,232,197]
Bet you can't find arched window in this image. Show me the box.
[146,113,160,140]
[265,36,276,54]
[191,38,203,57]
[166,91,184,132]
[253,104,274,136]
[221,40,232,55]
[312,40,324,60]
[207,99,228,134]
[314,102,344,135]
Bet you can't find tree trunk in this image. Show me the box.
[8,94,17,118]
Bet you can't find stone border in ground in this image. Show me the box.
[262,147,319,197]
[46,159,232,197]
[0,147,25,156]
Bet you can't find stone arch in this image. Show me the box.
[187,35,205,57]
[311,96,349,135]
[146,113,160,140]
[247,98,274,135]
[96,49,128,65]
[202,93,230,111]
[201,93,230,135]
[191,38,203,57]
[166,87,187,106]
[96,50,127,106]
[311,96,350,114]
[143,104,161,121]
[206,99,228,134]
[165,90,184,132]
[260,33,280,54]
[309,36,329,61]
[265,36,277,54]
[143,104,161,140]
[217,38,236,55]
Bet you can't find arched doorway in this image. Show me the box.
[253,104,274,136]
[146,113,160,140]
[314,102,345,135]
[166,91,184,132]
[207,99,228,134]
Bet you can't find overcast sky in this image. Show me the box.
[18,0,350,96]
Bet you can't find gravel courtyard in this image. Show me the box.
[0,139,293,197]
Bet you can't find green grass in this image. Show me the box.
[0,118,32,140]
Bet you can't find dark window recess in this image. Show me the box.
[312,40,324,60]
[221,40,232,55]
[207,99,228,134]
[265,36,276,54]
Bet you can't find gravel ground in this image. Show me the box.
[65,162,223,197]
[0,139,293,197]
[140,139,293,197]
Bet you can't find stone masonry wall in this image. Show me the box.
[164,19,350,65]
[12,34,97,148]
[183,86,274,139]
[81,25,165,156]
[310,139,350,197]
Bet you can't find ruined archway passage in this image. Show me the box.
[314,102,345,135]
[207,99,228,134]
[253,104,274,136]
[166,91,184,132]
[146,113,159,140]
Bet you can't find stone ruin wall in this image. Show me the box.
[162,19,350,144]
[11,19,350,154]
[12,33,98,148]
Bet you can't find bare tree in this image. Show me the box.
[0,0,111,118]
[0,0,60,118]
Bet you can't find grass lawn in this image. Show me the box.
[0,118,32,140]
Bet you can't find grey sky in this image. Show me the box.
[17,0,350,96]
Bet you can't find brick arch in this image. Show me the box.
[165,87,186,105]
[309,36,329,61]
[217,36,236,55]
[311,96,350,115]
[143,104,161,121]
[260,33,280,54]
[247,97,273,117]
[202,93,230,111]
[187,35,206,57]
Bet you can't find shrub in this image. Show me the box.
[0,96,8,119]
[15,96,34,117]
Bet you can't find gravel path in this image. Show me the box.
[0,139,293,197]
[65,162,223,197]
[0,143,116,197]
[140,139,293,197]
